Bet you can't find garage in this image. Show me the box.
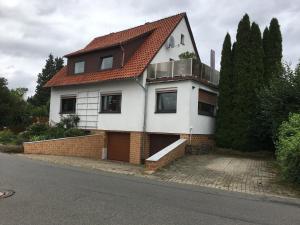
[149,134,180,156]
[107,132,130,162]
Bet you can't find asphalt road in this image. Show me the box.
[0,153,299,225]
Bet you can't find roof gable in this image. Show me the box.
[45,13,195,87]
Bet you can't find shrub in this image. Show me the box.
[57,115,80,129]
[0,130,17,144]
[276,113,300,183]
[26,123,49,136]
[64,128,85,137]
[45,127,65,140]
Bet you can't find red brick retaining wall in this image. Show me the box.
[24,134,104,159]
[145,139,187,172]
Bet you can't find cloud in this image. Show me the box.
[0,0,299,96]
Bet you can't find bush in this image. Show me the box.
[26,123,49,136]
[57,115,80,129]
[276,113,300,183]
[45,126,65,139]
[0,130,17,144]
[64,128,85,137]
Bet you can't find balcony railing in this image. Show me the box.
[147,58,219,86]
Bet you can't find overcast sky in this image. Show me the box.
[0,0,299,96]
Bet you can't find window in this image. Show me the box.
[100,56,113,70]
[198,102,215,116]
[74,61,85,74]
[100,94,121,113]
[180,34,185,45]
[156,91,177,113]
[61,96,76,114]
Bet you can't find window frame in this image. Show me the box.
[180,34,185,45]
[60,95,77,114]
[155,90,177,114]
[74,61,85,74]
[100,93,122,113]
[99,56,114,71]
[198,101,215,117]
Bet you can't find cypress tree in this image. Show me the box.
[263,18,282,83]
[216,33,233,148]
[29,54,64,106]
[248,22,265,149]
[231,14,252,150]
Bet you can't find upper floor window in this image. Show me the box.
[74,61,85,74]
[100,93,122,113]
[100,56,113,70]
[180,34,185,45]
[156,90,177,113]
[61,96,76,114]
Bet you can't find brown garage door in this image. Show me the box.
[149,134,180,156]
[107,132,130,162]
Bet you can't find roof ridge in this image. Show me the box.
[92,12,186,41]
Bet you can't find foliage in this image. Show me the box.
[0,77,31,129]
[0,130,17,145]
[26,123,49,137]
[216,33,234,147]
[64,128,85,137]
[256,62,300,148]
[263,18,283,83]
[231,14,260,151]
[56,115,80,129]
[28,54,64,107]
[179,51,197,60]
[276,113,300,183]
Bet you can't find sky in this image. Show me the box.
[0,0,299,96]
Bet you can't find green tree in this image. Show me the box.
[216,33,233,147]
[257,62,300,148]
[263,18,282,83]
[29,54,64,106]
[231,14,253,150]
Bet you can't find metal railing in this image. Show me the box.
[147,58,220,86]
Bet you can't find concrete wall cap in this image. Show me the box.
[146,139,187,162]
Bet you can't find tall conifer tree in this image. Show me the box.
[231,14,252,150]
[263,18,282,83]
[216,33,233,147]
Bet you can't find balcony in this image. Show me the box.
[147,58,219,86]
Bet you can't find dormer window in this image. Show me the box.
[100,56,113,70]
[180,34,185,45]
[74,61,85,74]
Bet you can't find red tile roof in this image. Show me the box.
[45,13,189,87]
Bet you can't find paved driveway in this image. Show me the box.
[1,152,300,225]
[154,153,300,198]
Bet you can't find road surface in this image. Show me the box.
[0,153,299,225]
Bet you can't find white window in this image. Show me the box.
[180,34,185,45]
[100,56,113,70]
[74,61,85,74]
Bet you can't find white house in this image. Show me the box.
[45,13,219,164]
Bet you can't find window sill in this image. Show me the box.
[59,112,76,115]
[198,112,215,118]
[99,111,121,114]
[155,111,177,114]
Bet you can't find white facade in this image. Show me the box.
[49,18,217,135]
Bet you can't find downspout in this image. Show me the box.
[135,75,148,163]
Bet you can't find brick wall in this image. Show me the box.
[180,134,215,148]
[24,134,104,159]
[129,132,142,164]
[145,139,187,173]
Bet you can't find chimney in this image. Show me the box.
[210,49,215,70]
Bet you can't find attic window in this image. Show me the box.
[100,56,113,70]
[74,61,85,74]
[180,34,185,45]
